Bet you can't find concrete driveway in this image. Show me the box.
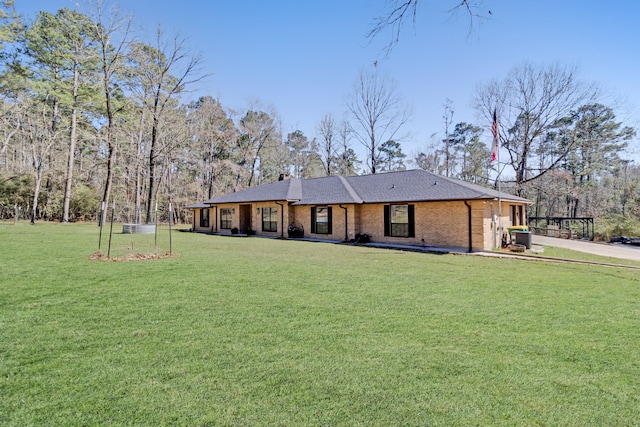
[533,235,640,262]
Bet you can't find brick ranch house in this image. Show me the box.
[188,169,531,252]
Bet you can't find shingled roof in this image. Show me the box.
[203,177,302,204]
[203,169,530,205]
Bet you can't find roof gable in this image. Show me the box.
[294,176,363,205]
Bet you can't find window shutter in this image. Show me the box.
[408,205,415,237]
[311,206,316,233]
[327,207,332,235]
[384,205,390,236]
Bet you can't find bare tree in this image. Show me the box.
[475,62,599,196]
[25,99,58,223]
[236,109,279,187]
[413,133,446,175]
[89,0,132,225]
[126,27,206,223]
[414,149,444,175]
[335,117,359,176]
[347,69,411,174]
[317,113,337,176]
[21,10,69,223]
[441,98,454,177]
[369,0,488,56]
[186,96,238,200]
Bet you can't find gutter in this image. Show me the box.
[464,200,473,253]
[339,204,348,241]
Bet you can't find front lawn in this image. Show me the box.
[1,222,639,425]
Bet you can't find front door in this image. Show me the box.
[239,204,252,233]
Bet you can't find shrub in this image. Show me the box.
[69,184,101,221]
[595,215,640,240]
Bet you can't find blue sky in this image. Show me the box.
[17,1,640,161]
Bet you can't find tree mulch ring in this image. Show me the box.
[89,251,177,262]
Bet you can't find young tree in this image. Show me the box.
[347,69,411,174]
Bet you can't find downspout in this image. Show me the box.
[212,206,217,234]
[339,204,348,241]
[192,210,195,231]
[464,201,473,253]
[275,201,285,238]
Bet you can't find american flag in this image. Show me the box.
[490,108,499,162]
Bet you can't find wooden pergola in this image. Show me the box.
[528,217,595,241]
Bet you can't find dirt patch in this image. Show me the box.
[89,251,177,262]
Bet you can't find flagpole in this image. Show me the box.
[497,139,503,248]
[491,106,503,248]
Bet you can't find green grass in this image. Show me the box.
[496,245,640,268]
[1,222,640,426]
[538,245,640,267]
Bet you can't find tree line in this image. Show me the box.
[0,1,416,224]
[1,1,638,237]
[370,0,640,236]
[418,63,638,236]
